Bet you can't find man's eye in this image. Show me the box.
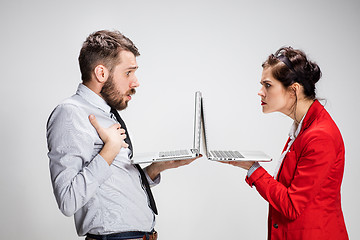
[126,71,131,76]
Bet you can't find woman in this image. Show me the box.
[227,47,348,239]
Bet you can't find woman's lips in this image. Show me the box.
[261,101,267,106]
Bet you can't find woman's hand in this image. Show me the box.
[220,160,256,170]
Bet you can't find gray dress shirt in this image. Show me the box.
[47,84,158,236]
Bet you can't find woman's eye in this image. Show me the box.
[265,83,271,88]
[126,71,131,76]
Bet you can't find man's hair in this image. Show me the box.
[78,30,140,82]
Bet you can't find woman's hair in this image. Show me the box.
[262,47,322,100]
[78,30,140,82]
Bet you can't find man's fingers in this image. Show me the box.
[122,141,129,148]
[115,127,128,148]
[89,114,129,149]
[111,123,121,130]
[117,127,126,134]
[89,115,101,131]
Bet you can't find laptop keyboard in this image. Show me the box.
[210,150,244,159]
[159,150,190,157]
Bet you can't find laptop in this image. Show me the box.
[131,92,202,164]
[199,91,272,162]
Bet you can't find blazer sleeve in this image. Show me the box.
[246,130,338,220]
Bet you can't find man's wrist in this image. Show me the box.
[99,144,117,165]
[145,164,161,181]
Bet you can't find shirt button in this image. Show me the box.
[273,223,278,229]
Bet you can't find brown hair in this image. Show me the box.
[78,30,140,82]
[262,47,321,100]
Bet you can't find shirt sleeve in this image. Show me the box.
[145,170,161,188]
[47,104,112,217]
[247,162,261,178]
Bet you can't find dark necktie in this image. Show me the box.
[110,108,158,215]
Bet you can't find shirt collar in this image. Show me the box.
[289,114,306,140]
[300,100,323,134]
[76,83,111,113]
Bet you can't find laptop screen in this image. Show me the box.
[193,91,202,152]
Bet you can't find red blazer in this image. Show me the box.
[246,100,348,240]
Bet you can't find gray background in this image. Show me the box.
[1,0,359,239]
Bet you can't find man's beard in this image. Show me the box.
[100,75,136,110]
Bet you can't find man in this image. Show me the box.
[47,30,198,240]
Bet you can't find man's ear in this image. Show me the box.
[94,65,109,83]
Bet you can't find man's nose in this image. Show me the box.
[131,76,140,88]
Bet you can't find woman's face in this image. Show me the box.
[258,67,295,115]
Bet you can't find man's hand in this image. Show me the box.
[145,154,202,181]
[89,114,129,165]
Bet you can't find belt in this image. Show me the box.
[86,230,157,240]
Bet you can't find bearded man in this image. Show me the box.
[46,30,197,240]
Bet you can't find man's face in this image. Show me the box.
[101,50,139,110]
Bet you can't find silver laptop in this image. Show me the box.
[199,91,272,162]
[131,92,202,164]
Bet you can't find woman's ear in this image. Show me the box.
[290,82,301,96]
[94,65,109,83]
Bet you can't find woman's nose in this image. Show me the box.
[258,87,265,97]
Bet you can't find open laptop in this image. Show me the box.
[199,91,272,162]
[131,92,202,164]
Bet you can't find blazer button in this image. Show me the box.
[273,223,278,229]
